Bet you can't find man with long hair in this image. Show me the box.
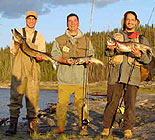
[101,11,152,138]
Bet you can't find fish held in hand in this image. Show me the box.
[70,57,104,66]
[11,28,57,70]
[107,36,152,53]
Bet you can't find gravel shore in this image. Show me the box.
[0,92,154,140]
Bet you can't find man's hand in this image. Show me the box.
[14,40,20,46]
[66,59,75,65]
[107,45,116,51]
[85,60,93,65]
[131,46,141,58]
[36,53,43,61]
[13,40,21,51]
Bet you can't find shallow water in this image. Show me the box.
[0,88,74,120]
[0,88,103,121]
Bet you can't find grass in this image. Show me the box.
[89,81,155,95]
[12,134,23,139]
[30,131,78,140]
[0,133,2,140]
[89,85,107,93]
[0,80,155,95]
[30,131,52,139]
[29,131,86,140]
[138,86,155,94]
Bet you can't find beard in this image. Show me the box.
[126,25,136,31]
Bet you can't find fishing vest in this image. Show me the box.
[56,34,89,59]
[109,32,143,67]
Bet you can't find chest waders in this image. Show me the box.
[6,28,39,135]
[23,28,40,133]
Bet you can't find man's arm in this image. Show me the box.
[134,36,152,65]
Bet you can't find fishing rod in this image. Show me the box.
[81,0,95,127]
[111,6,155,127]
[89,0,95,36]
[110,59,136,129]
[143,5,155,35]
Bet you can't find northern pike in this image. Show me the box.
[107,36,152,53]
[70,57,104,66]
[11,28,57,70]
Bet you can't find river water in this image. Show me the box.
[0,88,74,121]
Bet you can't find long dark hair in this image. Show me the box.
[123,11,138,31]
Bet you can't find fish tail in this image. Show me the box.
[91,58,104,65]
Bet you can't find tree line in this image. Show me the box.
[0,25,154,82]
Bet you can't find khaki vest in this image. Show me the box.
[109,32,142,67]
[56,34,89,59]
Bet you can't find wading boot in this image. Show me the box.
[53,127,64,134]
[5,117,18,136]
[79,126,88,136]
[124,129,132,138]
[101,128,110,138]
[27,117,38,134]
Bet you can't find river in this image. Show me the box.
[0,88,74,121]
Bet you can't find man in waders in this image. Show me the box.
[101,11,152,138]
[51,13,94,135]
[6,11,46,135]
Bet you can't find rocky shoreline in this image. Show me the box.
[0,81,155,139]
[0,93,155,139]
[1,80,155,91]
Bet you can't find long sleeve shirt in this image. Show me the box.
[51,29,94,85]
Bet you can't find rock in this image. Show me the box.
[0,93,155,140]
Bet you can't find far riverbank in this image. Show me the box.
[0,80,155,95]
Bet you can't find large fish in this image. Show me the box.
[11,28,57,70]
[107,36,152,53]
[70,57,104,66]
[107,36,155,81]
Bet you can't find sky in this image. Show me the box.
[0,0,154,48]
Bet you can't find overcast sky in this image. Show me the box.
[0,0,120,18]
[0,0,154,48]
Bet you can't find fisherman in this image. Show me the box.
[51,13,94,135]
[101,11,152,138]
[6,11,46,135]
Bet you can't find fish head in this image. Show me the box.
[11,29,25,43]
[106,36,116,46]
